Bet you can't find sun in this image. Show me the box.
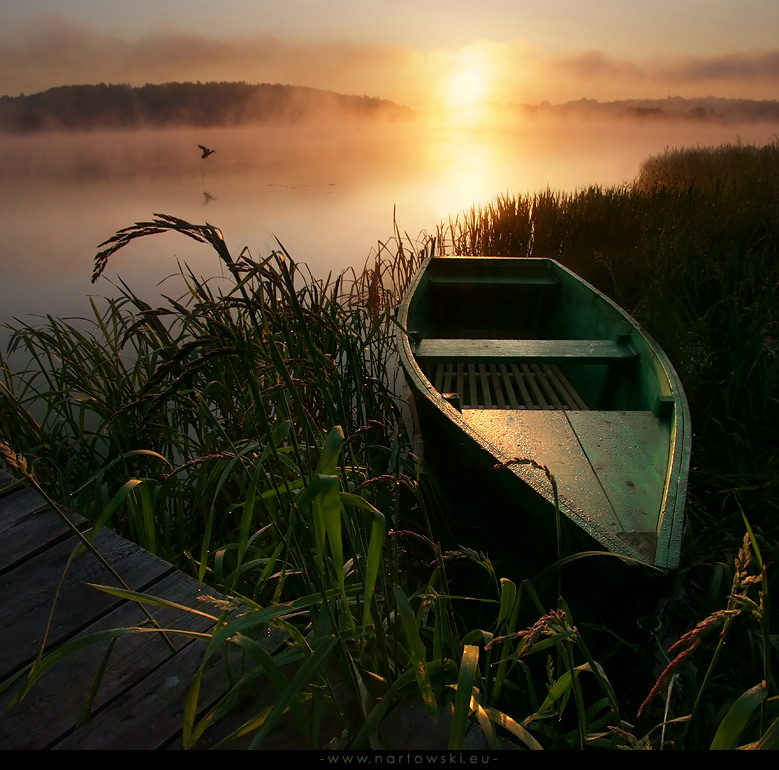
[438,42,502,112]
[446,66,489,109]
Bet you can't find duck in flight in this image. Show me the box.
[198,144,215,159]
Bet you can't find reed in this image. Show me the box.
[2,142,778,749]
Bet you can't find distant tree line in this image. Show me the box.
[0,82,412,132]
[549,96,779,124]
[2,83,778,132]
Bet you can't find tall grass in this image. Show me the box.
[1,215,636,748]
[1,215,428,576]
[2,143,778,748]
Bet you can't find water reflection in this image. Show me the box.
[0,117,774,336]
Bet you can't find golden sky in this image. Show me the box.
[2,1,779,107]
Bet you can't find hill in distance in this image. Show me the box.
[0,81,413,132]
[1,81,778,132]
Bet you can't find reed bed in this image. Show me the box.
[2,143,778,749]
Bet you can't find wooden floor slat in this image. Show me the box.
[428,359,587,410]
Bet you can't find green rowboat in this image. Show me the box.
[397,256,690,569]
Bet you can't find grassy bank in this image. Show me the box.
[1,144,777,748]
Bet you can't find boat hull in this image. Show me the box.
[397,257,690,570]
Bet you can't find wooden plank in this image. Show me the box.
[0,571,222,750]
[479,364,492,408]
[489,364,507,408]
[0,481,292,751]
[53,624,287,749]
[521,364,549,409]
[416,338,636,362]
[510,363,533,407]
[438,360,589,412]
[0,480,294,749]
[499,364,520,408]
[0,485,50,528]
[467,364,477,409]
[459,409,623,539]
[52,636,215,749]
[533,364,564,408]
[0,527,173,678]
[0,490,84,572]
[443,363,453,393]
[567,411,668,537]
[548,364,590,410]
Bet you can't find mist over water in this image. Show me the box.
[0,115,775,337]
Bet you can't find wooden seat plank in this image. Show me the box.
[416,338,635,363]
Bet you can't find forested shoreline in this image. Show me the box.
[2,81,779,132]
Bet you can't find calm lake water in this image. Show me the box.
[0,116,775,341]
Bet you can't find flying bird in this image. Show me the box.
[198,144,215,159]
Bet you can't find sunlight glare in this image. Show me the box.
[447,68,487,109]
[442,43,495,110]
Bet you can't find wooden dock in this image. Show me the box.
[0,469,289,749]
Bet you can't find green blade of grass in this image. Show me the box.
[485,707,544,750]
[710,681,768,750]
[449,644,479,750]
[394,587,438,719]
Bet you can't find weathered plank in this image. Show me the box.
[54,620,287,749]
[0,481,294,750]
[0,489,83,572]
[0,571,223,749]
[0,524,173,677]
[416,337,636,362]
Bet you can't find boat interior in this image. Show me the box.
[404,258,684,562]
[411,256,673,415]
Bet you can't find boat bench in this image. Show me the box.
[427,275,560,287]
[415,338,636,364]
[416,338,636,410]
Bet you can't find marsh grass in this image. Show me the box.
[2,142,778,748]
[1,217,428,575]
